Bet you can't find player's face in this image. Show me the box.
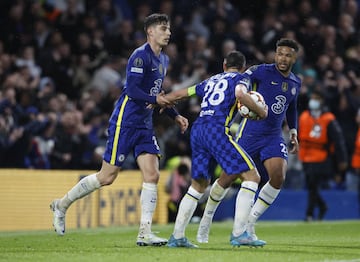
[274,46,297,74]
[149,22,171,48]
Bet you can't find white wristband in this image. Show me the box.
[289,128,297,138]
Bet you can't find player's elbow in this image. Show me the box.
[235,84,248,99]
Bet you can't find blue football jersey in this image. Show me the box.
[109,43,169,129]
[237,64,301,137]
[189,71,255,178]
[193,72,250,127]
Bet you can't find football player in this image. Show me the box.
[164,51,268,247]
[50,13,188,246]
[197,38,301,246]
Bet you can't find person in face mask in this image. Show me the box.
[298,90,348,221]
[308,96,322,117]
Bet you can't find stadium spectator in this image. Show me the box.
[321,55,359,169]
[55,0,85,47]
[336,12,358,56]
[24,111,57,169]
[49,110,92,169]
[230,18,264,65]
[92,0,124,35]
[204,0,240,26]
[0,86,55,168]
[165,156,192,222]
[86,56,123,100]
[314,53,332,81]
[257,11,284,54]
[105,19,136,57]
[297,68,320,113]
[32,18,54,53]
[37,41,75,99]
[15,45,42,81]
[314,0,337,26]
[186,8,210,41]
[73,31,106,65]
[298,16,324,64]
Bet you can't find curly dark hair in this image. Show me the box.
[276,38,299,52]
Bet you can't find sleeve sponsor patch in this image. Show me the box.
[130,67,144,73]
[239,77,250,86]
[245,65,258,75]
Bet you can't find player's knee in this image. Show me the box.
[253,172,261,184]
[144,171,160,184]
[98,170,118,186]
[192,178,209,192]
[268,172,285,188]
[218,174,237,188]
[241,169,261,183]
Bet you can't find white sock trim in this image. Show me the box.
[241,181,258,193]
[187,186,203,200]
[88,174,101,189]
[142,182,157,191]
[210,180,228,201]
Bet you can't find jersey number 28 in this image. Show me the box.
[200,79,228,108]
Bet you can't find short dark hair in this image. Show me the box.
[311,89,325,100]
[144,13,169,32]
[224,51,246,69]
[276,38,299,52]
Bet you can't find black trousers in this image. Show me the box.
[303,162,331,219]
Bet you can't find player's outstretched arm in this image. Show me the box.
[148,88,190,110]
[165,88,191,103]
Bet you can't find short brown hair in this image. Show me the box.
[144,13,169,32]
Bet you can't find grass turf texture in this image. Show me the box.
[0,221,359,262]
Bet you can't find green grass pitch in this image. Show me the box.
[1,221,359,262]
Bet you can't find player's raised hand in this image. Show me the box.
[175,115,189,134]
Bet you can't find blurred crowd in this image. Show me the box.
[0,0,359,190]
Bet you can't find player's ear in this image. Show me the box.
[146,25,154,36]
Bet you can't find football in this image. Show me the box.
[238,91,266,120]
